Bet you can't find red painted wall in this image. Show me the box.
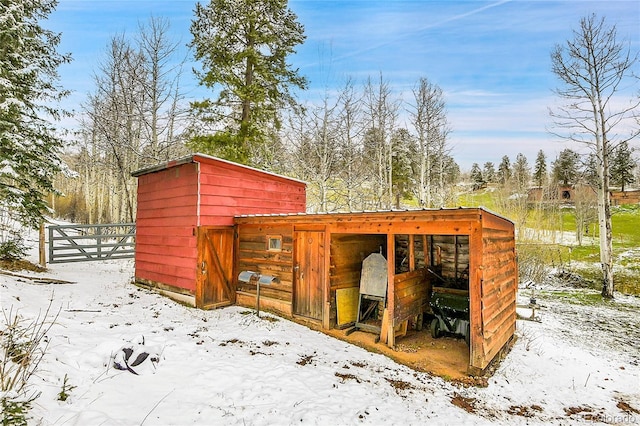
[197,155,306,226]
[134,155,306,294]
[135,162,199,292]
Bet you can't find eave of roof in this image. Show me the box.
[131,153,306,186]
[235,206,514,225]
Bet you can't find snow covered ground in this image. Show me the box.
[1,242,639,425]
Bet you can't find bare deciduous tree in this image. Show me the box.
[550,14,639,298]
[58,17,188,224]
[409,77,448,207]
[363,74,399,209]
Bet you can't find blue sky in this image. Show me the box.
[48,0,639,170]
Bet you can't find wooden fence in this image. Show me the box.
[48,223,135,264]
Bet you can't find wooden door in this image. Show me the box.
[197,227,235,309]
[294,230,324,320]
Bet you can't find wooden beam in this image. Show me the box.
[469,223,484,370]
[408,234,415,271]
[322,229,330,330]
[386,233,395,348]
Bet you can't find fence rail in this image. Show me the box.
[48,223,136,264]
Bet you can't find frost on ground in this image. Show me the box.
[0,251,639,425]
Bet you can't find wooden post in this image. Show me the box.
[39,222,46,267]
[386,233,395,348]
[408,234,415,271]
[469,223,484,371]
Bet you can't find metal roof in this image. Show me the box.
[235,206,514,224]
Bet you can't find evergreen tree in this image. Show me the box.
[610,141,636,191]
[552,148,579,185]
[189,0,307,165]
[390,128,415,208]
[582,153,599,187]
[512,153,531,190]
[483,162,496,183]
[533,149,547,187]
[497,155,511,185]
[470,163,485,190]
[0,1,70,236]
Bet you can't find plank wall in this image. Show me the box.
[198,157,306,226]
[235,223,295,315]
[393,269,430,324]
[135,163,199,293]
[430,235,470,290]
[478,213,517,370]
[328,234,386,326]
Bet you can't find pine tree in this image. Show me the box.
[497,155,511,185]
[552,149,579,185]
[512,153,530,191]
[610,141,636,191]
[189,0,307,165]
[483,162,495,183]
[470,163,485,190]
[0,1,70,237]
[533,150,547,187]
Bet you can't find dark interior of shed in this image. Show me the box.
[328,232,472,378]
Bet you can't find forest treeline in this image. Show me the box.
[52,15,639,224]
[54,16,462,222]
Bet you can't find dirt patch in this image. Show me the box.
[219,338,244,346]
[508,404,543,417]
[451,392,476,413]
[617,400,640,414]
[325,327,471,381]
[297,353,315,366]
[335,372,361,383]
[452,375,489,388]
[0,259,46,272]
[564,405,607,421]
[385,378,414,392]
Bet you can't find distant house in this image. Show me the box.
[610,189,640,206]
[527,184,596,204]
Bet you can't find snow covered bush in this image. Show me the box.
[0,207,28,261]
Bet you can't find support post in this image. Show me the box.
[39,222,46,267]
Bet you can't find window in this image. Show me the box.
[267,235,282,251]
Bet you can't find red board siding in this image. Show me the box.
[198,158,306,226]
[135,162,199,293]
[134,155,307,295]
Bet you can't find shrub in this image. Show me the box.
[517,244,564,285]
[0,237,28,262]
[0,303,58,425]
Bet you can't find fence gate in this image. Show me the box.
[48,223,135,264]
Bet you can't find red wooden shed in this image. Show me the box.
[133,155,517,376]
[131,154,306,308]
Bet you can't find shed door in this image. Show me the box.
[294,231,324,320]
[197,227,235,309]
